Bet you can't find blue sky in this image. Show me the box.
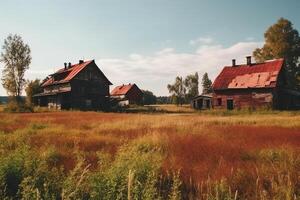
[0,0,300,96]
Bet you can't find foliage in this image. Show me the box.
[90,136,166,200]
[168,73,200,105]
[62,156,91,200]
[142,90,157,105]
[3,98,33,113]
[168,171,182,200]
[156,96,173,104]
[253,18,300,89]
[201,72,212,94]
[25,79,42,105]
[0,34,31,101]
[184,72,199,102]
[168,76,186,105]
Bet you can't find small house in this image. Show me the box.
[191,94,212,109]
[110,83,143,106]
[212,57,300,110]
[34,60,112,110]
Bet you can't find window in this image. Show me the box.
[217,98,222,106]
[85,100,92,107]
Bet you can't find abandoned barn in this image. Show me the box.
[34,60,112,110]
[110,83,143,106]
[212,57,300,110]
[191,94,212,109]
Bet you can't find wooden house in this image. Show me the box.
[191,94,212,109]
[212,57,300,110]
[110,83,143,106]
[34,60,112,110]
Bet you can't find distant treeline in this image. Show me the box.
[0,96,26,104]
[0,96,8,104]
[156,96,173,104]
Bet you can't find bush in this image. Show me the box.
[4,100,33,113]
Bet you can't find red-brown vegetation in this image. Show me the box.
[1,111,300,186]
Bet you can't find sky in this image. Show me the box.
[0,0,300,96]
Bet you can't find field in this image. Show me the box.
[0,106,300,199]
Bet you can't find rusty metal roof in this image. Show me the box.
[33,88,71,97]
[41,60,112,87]
[212,58,284,90]
[110,84,135,96]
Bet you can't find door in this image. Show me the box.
[227,99,234,110]
[197,99,203,109]
[205,99,211,109]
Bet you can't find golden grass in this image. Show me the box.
[0,110,300,184]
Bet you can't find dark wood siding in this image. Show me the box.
[125,85,143,104]
[35,61,111,110]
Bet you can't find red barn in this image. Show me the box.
[212,56,300,110]
[110,83,143,105]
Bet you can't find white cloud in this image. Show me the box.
[190,36,214,45]
[0,39,263,97]
[99,40,263,96]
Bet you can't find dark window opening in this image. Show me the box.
[227,99,234,110]
[205,99,211,109]
[217,98,222,106]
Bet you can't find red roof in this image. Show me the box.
[110,84,135,96]
[212,59,284,90]
[41,60,111,87]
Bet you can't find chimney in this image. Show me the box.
[232,59,236,67]
[64,62,67,70]
[68,62,71,68]
[79,60,84,64]
[246,56,251,65]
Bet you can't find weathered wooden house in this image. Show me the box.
[34,60,112,110]
[110,83,143,106]
[212,57,300,110]
[191,94,212,109]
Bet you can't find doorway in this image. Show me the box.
[227,99,234,110]
[205,99,211,109]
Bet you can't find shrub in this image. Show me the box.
[3,100,33,113]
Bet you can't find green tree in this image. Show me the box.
[142,90,157,105]
[1,34,31,102]
[25,79,42,105]
[167,76,186,105]
[184,72,199,101]
[253,18,300,89]
[201,72,212,94]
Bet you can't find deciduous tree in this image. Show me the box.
[142,90,157,105]
[253,18,300,89]
[184,72,199,101]
[1,34,31,102]
[167,76,186,105]
[25,79,42,105]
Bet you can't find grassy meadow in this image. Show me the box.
[0,106,300,199]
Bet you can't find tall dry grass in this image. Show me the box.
[0,110,299,199]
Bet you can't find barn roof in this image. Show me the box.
[41,60,112,87]
[111,84,137,96]
[212,58,284,90]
